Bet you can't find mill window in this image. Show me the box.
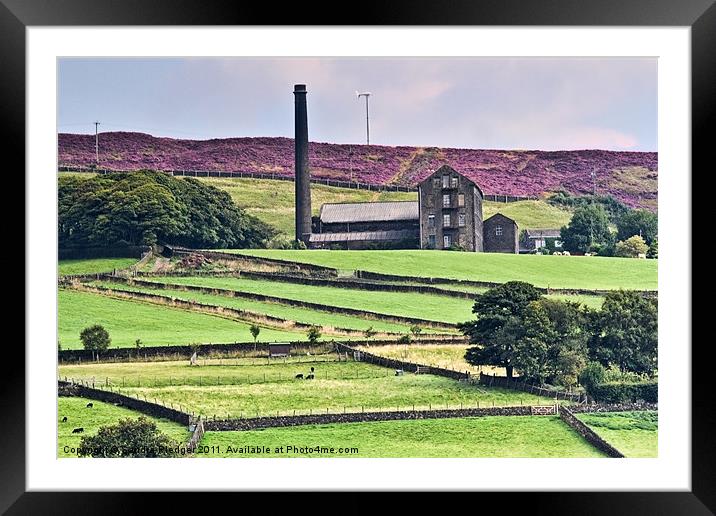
[458,213,466,227]
[433,177,440,188]
[442,175,450,188]
[458,194,465,207]
[443,214,451,227]
[428,234,436,248]
[442,194,451,208]
[443,235,451,248]
[428,214,435,228]
[451,176,458,188]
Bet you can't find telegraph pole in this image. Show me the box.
[94,121,101,166]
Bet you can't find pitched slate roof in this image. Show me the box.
[525,229,561,239]
[484,212,518,226]
[319,201,419,224]
[309,229,418,243]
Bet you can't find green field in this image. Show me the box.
[59,258,138,276]
[483,199,572,229]
[91,280,436,334]
[61,358,556,418]
[197,416,605,458]
[576,411,658,458]
[57,396,190,457]
[143,276,475,324]
[58,289,307,349]
[355,344,505,375]
[228,250,657,291]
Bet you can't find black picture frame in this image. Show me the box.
[6,0,711,513]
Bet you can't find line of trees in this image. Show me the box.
[59,170,275,249]
[459,282,657,389]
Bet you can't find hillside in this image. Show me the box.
[59,132,658,209]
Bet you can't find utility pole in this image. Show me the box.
[94,121,101,166]
[356,92,371,145]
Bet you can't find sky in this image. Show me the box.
[58,57,657,151]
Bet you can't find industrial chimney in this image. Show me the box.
[294,84,312,243]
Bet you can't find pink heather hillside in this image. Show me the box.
[58,132,657,209]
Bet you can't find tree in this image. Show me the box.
[78,417,179,458]
[614,235,649,258]
[398,334,412,345]
[647,238,658,259]
[250,324,261,351]
[560,204,613,254]
[590,290,658,375]
[578,361,606,393]
[616,209,658,245]
[459,281,543,378]
[306,326,322,344]
[134,338,143,357]
[409,325,423,339]
[512,299,589,386]
[363,326,376,340]
[80,325,111,357]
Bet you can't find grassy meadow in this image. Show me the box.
[57,396,190,457]
[91,280,441,334]
[59,258,138,276]
[60,358,556,419]
[143,276,475,324]
[576,411,658,458]
[198,416,606,458]
[58,289,307,349]
[355,344,506,375]
[230,250,657,290]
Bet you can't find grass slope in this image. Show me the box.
[198,416,605,458]
[57,396,190,457]
[58,289,306,349]
[59,258,138,276]
[230,250,657,290]
[145,276,475,324]
[91,281,431,334]
[355,344,505,375]
[576,411,658,458]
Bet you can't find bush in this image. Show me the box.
[78,417,180,457]
[615,235,649,258]
[588,381,657,403]
[578,361,606,391]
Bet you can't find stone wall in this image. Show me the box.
[204,405,534,431]
[558,405,625,458]
[477,373,584,402]
[568,402,658,413]
[58,380,191,425]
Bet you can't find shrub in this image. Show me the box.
[614,235,649,258]
[578,361,606,391]
[78,417,180,457]
[588,381,658,403]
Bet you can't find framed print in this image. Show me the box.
[7,0,713,513]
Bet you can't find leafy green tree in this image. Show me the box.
[306,326,322,344]
[614,235,649,258]
[512,299,589,386]
[363,326,376,340]
[560,204,613,254]
[58,171,274,249]
[250,324,261,350]
[134,338,143,357]
[590,290,658,375]
[460,281,543,378]
[647,238,658,259]
[616,209,658,245]
[578,361,606,392]
[80,325,111,355]
[398,334,412,345]
[409,325,423,339]
[78,417,179,458]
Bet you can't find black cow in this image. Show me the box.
[295,374,304,379]
[72,428,84,434]
[306,374,315,380]
[86,402,93,408]
[61,416,67,422]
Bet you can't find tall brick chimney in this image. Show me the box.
[294,84,311,243]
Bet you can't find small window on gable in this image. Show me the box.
[433,177,440,188]
[451,176,458,188]
[495,225,503,236]
[442,175,450,188]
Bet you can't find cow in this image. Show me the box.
[86,402,93,408]
[72,428,84,434]
[306,374,315,380]
[295,374,304,379]
[61,416,68,422]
